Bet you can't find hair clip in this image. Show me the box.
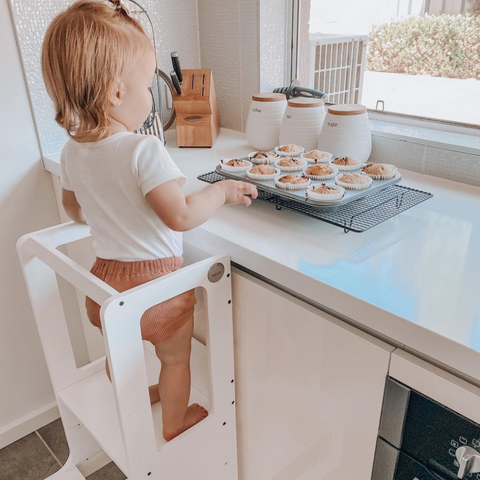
[107,0,131,16]
[117,0,131,15]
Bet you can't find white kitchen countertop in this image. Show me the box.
[44,128,480,383]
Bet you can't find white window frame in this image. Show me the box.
[289,0,480,138]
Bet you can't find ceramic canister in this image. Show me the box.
[317,104,372,162]
[279,97,326,152]
[246,93,287,150]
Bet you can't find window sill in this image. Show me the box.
[43,153,61,177]
[370,119,480,156]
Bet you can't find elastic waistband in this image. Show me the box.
[91,256,183,277]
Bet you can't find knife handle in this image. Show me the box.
[171,52,183,84]
[170,70,182,95]
[291,86,326,99]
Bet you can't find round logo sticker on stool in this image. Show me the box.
[208,263,225,283]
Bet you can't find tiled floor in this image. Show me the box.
[0,419,126,480]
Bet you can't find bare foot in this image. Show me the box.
[163,404,209,441]
[149,384,160,404]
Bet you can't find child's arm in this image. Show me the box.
[146,179,258,232]
[62,188,87,224]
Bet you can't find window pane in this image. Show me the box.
[297,0,480,126]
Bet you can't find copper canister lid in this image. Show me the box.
[327,104,367,116]
[287,97,324,108]
[252,93,287,102]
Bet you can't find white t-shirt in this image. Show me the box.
[60,132,186,261]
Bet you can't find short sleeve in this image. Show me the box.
[60,148,74,191]
[135,136,186,196]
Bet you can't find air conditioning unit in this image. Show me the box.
[309,34,368,104]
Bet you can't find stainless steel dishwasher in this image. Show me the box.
[372,377,480,480]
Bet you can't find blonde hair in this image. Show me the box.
[42,0,151,141]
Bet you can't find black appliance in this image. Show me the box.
[372,378,480,480]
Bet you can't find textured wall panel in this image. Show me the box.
[198,0,286,132]
[240,0,260,131]
[370,136,426,173]
[198,0,243,131]
[9,0,200,156]
[259,0,287,92]
[423,146,480,187]
[371,134,480,187]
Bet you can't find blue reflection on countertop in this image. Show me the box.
[299,257,417,322]
[471,317,480,351]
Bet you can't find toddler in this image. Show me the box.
[42,0,257,441]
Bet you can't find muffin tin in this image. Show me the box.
[217,157,401,208]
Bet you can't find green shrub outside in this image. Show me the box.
[366,14,480,79]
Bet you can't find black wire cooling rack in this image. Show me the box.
[198,171,433,233]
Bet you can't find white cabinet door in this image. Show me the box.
[232,270,394,480]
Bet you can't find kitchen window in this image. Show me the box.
[292,0,480,129]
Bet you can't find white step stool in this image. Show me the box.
[17,221,238,480]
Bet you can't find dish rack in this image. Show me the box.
[198,171,432,233]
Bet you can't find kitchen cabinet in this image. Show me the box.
[231,269,394,480]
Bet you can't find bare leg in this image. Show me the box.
[105,357,160,405]
[155,316,208,441]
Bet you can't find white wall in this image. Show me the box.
[0,0,63,447]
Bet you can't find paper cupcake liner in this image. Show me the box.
[246,167,281,181]
[304,164,338,180]
[275,175,311,190]
[306,184,345,201]
[362,166,398,180]
[274,159,307,172]
[219,159,253,173]
[331,160,363,171]
[301,151,333,164]
[248,151,279,164]
[275,145,305,157]
[335,174,373,190]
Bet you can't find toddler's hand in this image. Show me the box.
[218,180,258,206]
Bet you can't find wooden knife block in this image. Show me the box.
[173,69,221,147]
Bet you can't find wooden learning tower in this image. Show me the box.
[17,221,238,480]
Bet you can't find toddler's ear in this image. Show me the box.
[108,80,124,107]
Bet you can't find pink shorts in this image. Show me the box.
[85,256,196,344]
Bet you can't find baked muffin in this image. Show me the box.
[250,164,276,175]
[332,156,361,170]
[278,144,303,153]
[220,158,253,172]
[246,164,279,180]
[278,174,309,184]
[302,150,332,163]
[307,183,345,201]
[337,173,369,184]
[277,157,303,167]
[311,184,340,194]
[335,173,372,190]
[305,163,334,177]
[275,157,306,172]
[251,151,278,163]
[275,174,311,190]
[362,163,396,179]
[223,159,250,167]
